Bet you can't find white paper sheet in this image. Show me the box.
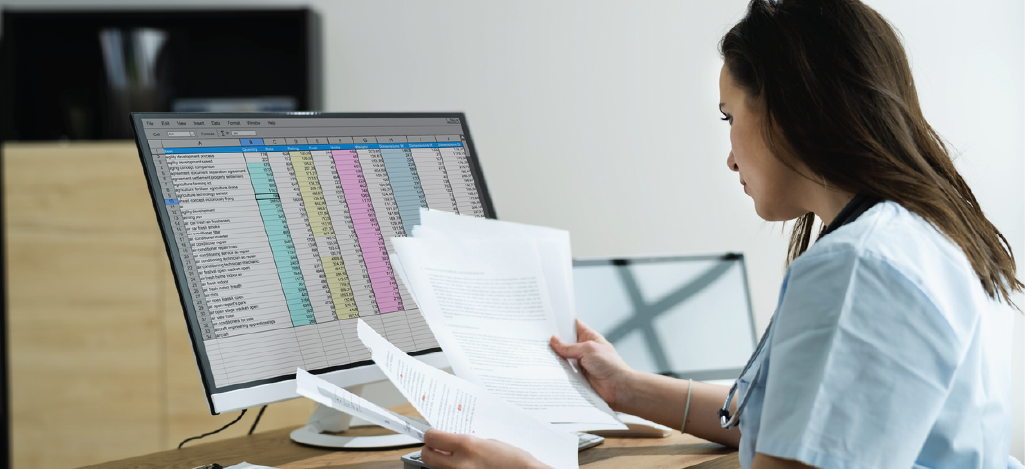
[391,234,624,431]
[390,254,418,307]
[413,208,578,343]
[357,319,577,469]
[295,368,430,441]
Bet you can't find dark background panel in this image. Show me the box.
[0,9,320,141]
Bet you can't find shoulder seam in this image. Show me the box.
[790,202,891,266]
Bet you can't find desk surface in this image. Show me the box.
[78,425,740,469]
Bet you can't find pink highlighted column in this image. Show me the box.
[332,149,403,314]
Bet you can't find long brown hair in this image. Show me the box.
[720,0,1022,307]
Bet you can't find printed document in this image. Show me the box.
[411,208,578,342]
[295,368,429,441]
[391,210,625,431]
[357,318,578,469]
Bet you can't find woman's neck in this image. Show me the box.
[809,186,855,227]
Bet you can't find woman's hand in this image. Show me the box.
[420,429,550,469]
[549,319,635,410]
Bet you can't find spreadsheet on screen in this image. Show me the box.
[135,114,491,394]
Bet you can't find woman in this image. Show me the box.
[421,0,1022,468]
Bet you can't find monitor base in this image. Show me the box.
[289,385,423,449]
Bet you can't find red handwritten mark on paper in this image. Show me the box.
[457,404,462,411]
[422,395,426,401]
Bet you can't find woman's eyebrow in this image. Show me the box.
[719,103,726,112]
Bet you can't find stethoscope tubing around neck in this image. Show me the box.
[719,313,776,429]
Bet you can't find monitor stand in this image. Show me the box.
[289,384,423,449]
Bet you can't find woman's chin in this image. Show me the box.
[753,202,803,223]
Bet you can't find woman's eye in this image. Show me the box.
[720,115,733,125]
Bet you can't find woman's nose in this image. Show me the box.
[727,151,738,172]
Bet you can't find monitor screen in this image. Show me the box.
[573,254,757,381]
[131,112,495,413]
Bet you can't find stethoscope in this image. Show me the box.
[718,314,775,429]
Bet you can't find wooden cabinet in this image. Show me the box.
[4,142,313,469]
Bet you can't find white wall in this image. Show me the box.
[3,0,1022,459]
[871,1,1025,460]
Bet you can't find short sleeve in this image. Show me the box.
[756,248,970,469]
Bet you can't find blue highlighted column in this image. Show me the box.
[380,146,428,234]
[247,161,316,327]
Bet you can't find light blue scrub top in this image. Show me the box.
[736,201,1018,469]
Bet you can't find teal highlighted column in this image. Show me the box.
[380,147,428,234]
[247,161,316,326]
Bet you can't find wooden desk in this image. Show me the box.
[78,426,739,469]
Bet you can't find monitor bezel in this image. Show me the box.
[131,111,495,414]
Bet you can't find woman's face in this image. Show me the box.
[719,64,810,222]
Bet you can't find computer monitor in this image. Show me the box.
[572,254,757,382]
[130,112,495,446]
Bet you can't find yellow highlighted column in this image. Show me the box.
[290,151,359,319]
[322,256,359,319]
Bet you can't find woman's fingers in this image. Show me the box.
[550,320,610,361]
[550,334,600,360]
[420,446,455,468]
[575,318,604,342]
[423,429,470,454]
[422,430,470,468]
[421,430,545,469]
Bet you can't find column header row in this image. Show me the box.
[161,142,467,155]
